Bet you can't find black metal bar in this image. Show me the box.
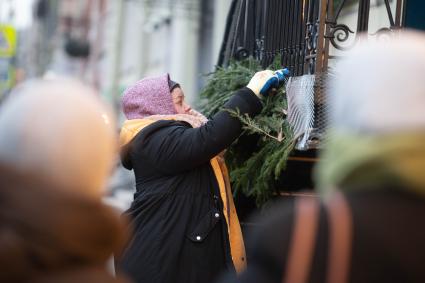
[401,0,407,27]
[333,0,348,23]
[395,0,403,27]
[263,0,270,66]
[268,0,279,66]
[305,0,317,74]
[291,0,298,74]
[300,0,308,75]
[287,0,295,72]
[263,0,272,66]
[303,0,308,73]
[254,0,262,60]
[258,0,268,62]
[292,0,298,74]
[383,0,395,27]
[357,0,370,32]
[245,0,255,56]
[303,0,310,74]
[274,0,283,67]
[272,0,281,66]
[322,0,333,70]
[243,0,249,47]
[217,0,239,66]
[277,0,285,67]
[283,0,290,68]
[294,0,303,75]
[264,0,271,66]
[304,0,311,73]
[229,0,245,60]
[312,0,320,73]
[291,0,297,68]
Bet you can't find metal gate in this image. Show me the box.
[218,0,407,193]
[219,0,406,76]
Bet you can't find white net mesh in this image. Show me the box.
[286,72,330,150]
[286,74,315,150]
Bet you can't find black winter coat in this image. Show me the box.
[116,88,262,283]
[217,188,425,283]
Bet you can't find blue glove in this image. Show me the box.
[259,68,290,96]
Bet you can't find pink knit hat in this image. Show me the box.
[122,73,177,119]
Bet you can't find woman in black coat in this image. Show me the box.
[116,70,285,283]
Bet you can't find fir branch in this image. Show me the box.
[227,109,285,142]
[200,55,296,206]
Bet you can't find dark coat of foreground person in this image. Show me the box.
[218,189,425,283]
[0,165,130,283]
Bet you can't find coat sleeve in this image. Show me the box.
[138,87,262,174]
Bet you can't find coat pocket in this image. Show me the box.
[187,207,221,243]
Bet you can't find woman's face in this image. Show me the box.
[171,87,192,114]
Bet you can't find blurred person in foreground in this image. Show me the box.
[0,80,129,282]
[116,70,287,283]
[217,30,425,283]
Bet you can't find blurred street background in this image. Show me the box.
[0,0,233,211]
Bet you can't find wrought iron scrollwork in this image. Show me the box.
[325,0,404,54]
[327,23,355,50]
[305,18,320,74]
[306,22,318,52]
[235,47,250,60]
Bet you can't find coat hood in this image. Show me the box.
[122,73,177,119]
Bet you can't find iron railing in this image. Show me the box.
[218,0,406,193]
[219,0,406,75]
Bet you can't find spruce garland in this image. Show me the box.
[199,57,295,205]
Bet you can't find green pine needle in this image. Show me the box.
[199,56,295,206]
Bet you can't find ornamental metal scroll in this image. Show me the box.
[319,0,406,71]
